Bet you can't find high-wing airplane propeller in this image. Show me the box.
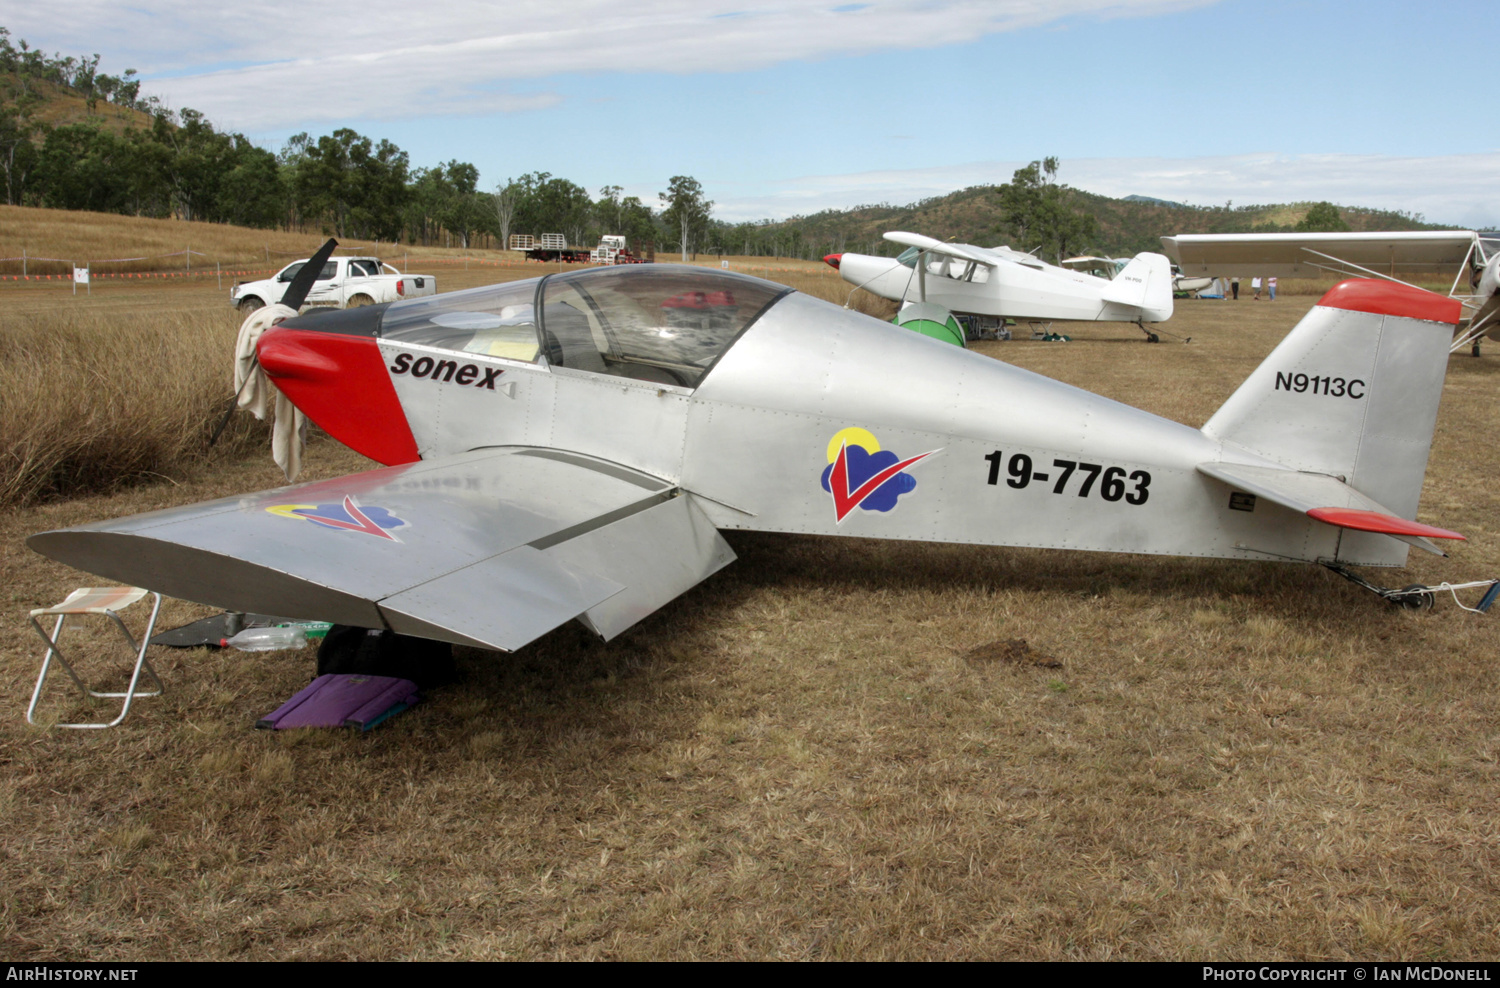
[28,265,1483,654]
[828,232,1175,341]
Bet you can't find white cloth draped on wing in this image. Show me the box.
[232,303,306,481]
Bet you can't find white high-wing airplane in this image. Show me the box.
[1162,231,1500,353]
[826,232,1175,340]
[26,260,1484,668]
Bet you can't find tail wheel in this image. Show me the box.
[1395,585,1435,610]
[348,294,375,308]
[1147,333,1160,343]
[237,296,265,314]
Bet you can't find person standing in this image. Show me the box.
[1231,277,1240,300]
[1252,276,1262,300]
[1269,276,1278,301]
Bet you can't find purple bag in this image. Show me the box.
[257,674,420,732]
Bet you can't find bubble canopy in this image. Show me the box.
[379,264,792,389]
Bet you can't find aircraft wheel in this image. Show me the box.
[317,624,456,689]
[1147,333,1160,343]
[348,294,375,307]
[1394,585,1435,610]
[237,296,264,314]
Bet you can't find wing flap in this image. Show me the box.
[543,493,736,640]
[378,545,625,651]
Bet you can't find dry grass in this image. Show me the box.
[0,205,570,278]
[3,286,1500,960]
[0,294,268,506]
[0,203,871,281]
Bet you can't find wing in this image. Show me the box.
[1162,231,1478,280]
[882,231,996,268]
[29,448,736,651]
[1059,256,1116,276]
[1196,461,1463,556]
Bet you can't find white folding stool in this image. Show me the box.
[27,587,164,729]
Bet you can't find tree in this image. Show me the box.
[660,175,713,261]
[408,160,483,247]
[994,157,1097,263]
[494,180,519,248]
[0,103,39,205]
[1296,201,1350,232]
[618,195,656,253]
[595,185,623,234]
[293,128,410,240]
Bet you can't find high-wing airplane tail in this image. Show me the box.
[1099,252,1173,321]
[1201,280,1463,529]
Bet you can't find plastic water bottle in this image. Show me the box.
[220,626,307,651]
[283,621,333,640]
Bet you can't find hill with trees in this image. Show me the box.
[716,160,1442,264]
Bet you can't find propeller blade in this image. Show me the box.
[278,238,339,311]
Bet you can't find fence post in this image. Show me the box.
[22,248,25,277]
[217,261,222,290]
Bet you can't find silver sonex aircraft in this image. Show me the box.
[28,264,1472,651]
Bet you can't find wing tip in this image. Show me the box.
[1307,506,1465,541]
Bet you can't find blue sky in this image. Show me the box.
[5,0,1496,225]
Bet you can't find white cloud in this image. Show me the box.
[712,152,1500,229]
[2,0,1212,130]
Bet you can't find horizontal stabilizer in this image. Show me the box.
[1197,461,1462,555]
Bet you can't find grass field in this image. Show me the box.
[3,268,1499,960]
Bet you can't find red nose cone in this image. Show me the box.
[258,325,420,466]
[823,253,843,270]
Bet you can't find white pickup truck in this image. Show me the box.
[231,257,436,312]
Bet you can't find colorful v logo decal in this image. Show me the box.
[828,442,937,523]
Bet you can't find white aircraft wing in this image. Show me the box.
[1163,231,1478,280]
[882,231,996,268]
[1060,256,1120,276]
[29,447,736,650]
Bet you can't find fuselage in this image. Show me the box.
[832,249,1171,322]
[259,267,1354,566]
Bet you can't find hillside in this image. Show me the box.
[754,187,1443,261]
[3,76,157,136]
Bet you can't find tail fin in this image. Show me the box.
[1202,280,1462,521]
[1100,252,1173,321]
